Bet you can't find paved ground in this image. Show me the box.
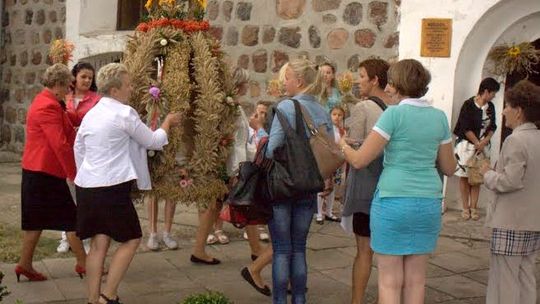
[0,162,538,304]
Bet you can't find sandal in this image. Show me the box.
[470,208,479,221]
[325,215,341,222]
[206,233,218,245]
[214,230,230,244]
[461,208,471,220]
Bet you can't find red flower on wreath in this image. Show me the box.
[135,19,210,33]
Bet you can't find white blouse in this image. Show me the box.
[74,97,169,190]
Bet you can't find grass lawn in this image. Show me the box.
[0,223,70,263]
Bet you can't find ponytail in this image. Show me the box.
[288,58,325,103]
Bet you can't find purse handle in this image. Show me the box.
[290,98,319,136]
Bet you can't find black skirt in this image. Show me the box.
[76,180,142,243]
[21,169,77,231]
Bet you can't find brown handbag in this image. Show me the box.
[467,151,490,186]
[298,104,345,179]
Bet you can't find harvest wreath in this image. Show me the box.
[123,0,238,207]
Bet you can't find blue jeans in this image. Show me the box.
[268,195,316,304]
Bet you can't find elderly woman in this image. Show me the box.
[17,63,87,282]
[339,59,456,304]
[480,80,540,304]
[74,63,181,304]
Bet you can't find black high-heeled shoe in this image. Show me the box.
[100,293,122,304]
[251,254,258,261]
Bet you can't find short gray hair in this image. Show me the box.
[232,67,250,89]
[96,63,128,95]
[41,63,73,88]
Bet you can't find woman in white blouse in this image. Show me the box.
[74,63,181,304]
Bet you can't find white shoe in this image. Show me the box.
[57,239,70,253]
[207,233,218,245]
[147,233,160,251]
[162,233,178,250]
[243,231,249,240]
[83,239,91,254]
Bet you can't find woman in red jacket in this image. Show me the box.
[17,63,86,282]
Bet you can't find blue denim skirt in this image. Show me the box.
[370,191,441,255]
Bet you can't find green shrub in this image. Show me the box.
[181,291,233,304]
[0,272,10,302]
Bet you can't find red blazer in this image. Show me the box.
[66,91,101,127]
[22,89,77,180]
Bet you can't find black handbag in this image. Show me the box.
[263,99,324,202]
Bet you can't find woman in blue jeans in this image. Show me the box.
[266,58,333,304]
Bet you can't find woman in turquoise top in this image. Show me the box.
[319,62,341,112]
[339,59,456,304]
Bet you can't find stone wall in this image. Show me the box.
[0,0,66,152]
[206,0,400,100]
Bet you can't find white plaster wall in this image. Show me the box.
[66,0,129,65]
[399,0,540,208]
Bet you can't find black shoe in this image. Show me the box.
[251,254,258,261]
[190,254,221,265]
[241,267,271,297]
[316,218,324,225]
[100,293,122,304]
[325,215,341,222]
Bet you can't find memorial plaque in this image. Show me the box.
[421,18,452,57]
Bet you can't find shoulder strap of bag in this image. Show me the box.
[293,99,319,136]
[368,96,387,111]
[290,99,308,137]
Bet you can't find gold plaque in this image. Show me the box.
[421,18,452,57]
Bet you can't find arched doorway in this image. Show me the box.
[500,38,540,144]
[446,0,540,208]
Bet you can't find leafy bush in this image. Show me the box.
[0,271,10,302]
[181,291,233,304]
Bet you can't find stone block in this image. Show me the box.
[43,29,53,44]
[1,124,12,144]
[308,25,321,48]
[347,54,360,72]
[20,51,29,67]
[9,53,16,66]
[272,50,289,72]
[241,25,259,46]
[222,1,233,22]
[313,0,342,12]
[252,49,267,73]
[225,26,238,46]
[15,89,25,103]
[14,29,26,45]
[429,251,489,273]
[278,26,301,48]
[354,29,376,48]
[249,81,261,97]
[327,28,349,49]
[5,106,17,123]
[262,26,276,44]
[276,0,306,19]
[24,72,36,85]
[237,54,249,69]
[31,51,43,65]
[426,275,487,298]
[32,31,40,44]
[207,0,219,21]
[36,9,46,25]
[236,2,252,21]
[17,108,27,124]
[369,1,389,27]
[54,26,64,39]
[384,31,399,48]
[25,9,34,25]
[343,2,363,25]
[49,10,58,23]
[323,14,337,24]
[208,26,223,41]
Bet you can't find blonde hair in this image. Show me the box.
[288,58,325,100]
[232,67,250,89]
[41,63,73,88]
[96,63,128,96]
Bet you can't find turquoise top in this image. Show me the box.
[373,98,452,198]
[325,87,341,112]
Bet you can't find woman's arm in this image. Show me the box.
[481,137,527,193]
[437,143,456,176]
[340,130,387,169]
